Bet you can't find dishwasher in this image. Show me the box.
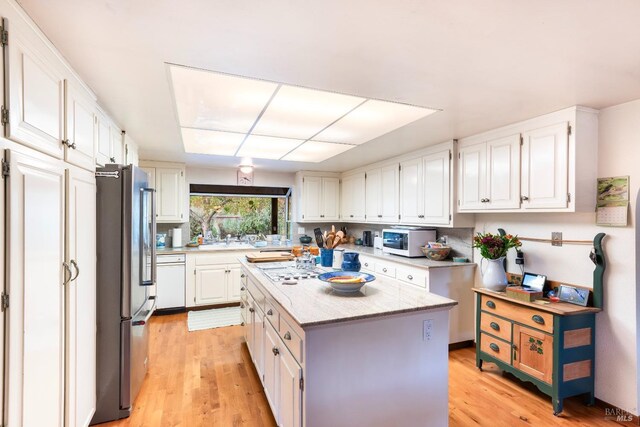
[156,254,186,309]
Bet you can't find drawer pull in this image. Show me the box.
[407,275,413,280]
[272,347,280,356]
[532,314,545,325]
[284,332,291,340]
[485,300,496,309]
[489,343,500,352]
[249,307,255,313]
[267,309,273,316]
[382,268,388,273]
[489,322,500,331]
[241,274,246,278]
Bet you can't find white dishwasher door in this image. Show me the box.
[156,261,186,309]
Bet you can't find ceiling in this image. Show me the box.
[16,0,640,172]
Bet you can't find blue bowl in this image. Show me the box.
[318,271,376,293]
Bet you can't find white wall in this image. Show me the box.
[475,98,640,414]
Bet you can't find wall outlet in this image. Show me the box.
[552,232,563,246]
[423,319,433,341]
[298,227,306,235]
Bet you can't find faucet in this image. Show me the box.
[226,234,232,245]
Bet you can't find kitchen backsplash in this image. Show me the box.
[157,222,190,247]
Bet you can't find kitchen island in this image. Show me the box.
[240,258,456,427]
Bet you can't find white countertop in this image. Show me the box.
[240,258,457,328]
[336,244,475,270]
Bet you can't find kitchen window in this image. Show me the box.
[189,184,291,240]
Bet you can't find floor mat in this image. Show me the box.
[187,306,242,332]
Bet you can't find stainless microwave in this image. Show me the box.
[382,229,436,257]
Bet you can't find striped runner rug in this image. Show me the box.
[187,306,242,332]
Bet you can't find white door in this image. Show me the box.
[350,173,366,221]
[110,124,123,164]
[7,30,65,159]
[340,175,353,220]
[6,149,66,427]
[227,266,242,302]
[263,323,280,422]
[195,266,227,305]
[253,304,265,378]
[522,122,569,209]
[399,158,424,223]
[380,164,399,223]
[321,177,340,221]
[156,264,186,309]
[156,167,183,222]
[65,166,97,427]
[95,112,111,166]
[279,347,302,427]
[486,134,521,209]
[64,81,96,171]
[458,142,487,210]
[365,168,381,222]
[301,176,322,221]
[423,150,451,225]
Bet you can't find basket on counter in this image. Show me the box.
[421,246,451,261]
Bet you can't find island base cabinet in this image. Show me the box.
[263,323,280,423]
[279,346,302,427]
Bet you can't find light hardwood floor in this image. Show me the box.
[101,313,636,426]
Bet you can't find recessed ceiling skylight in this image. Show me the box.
[168,64,439,163]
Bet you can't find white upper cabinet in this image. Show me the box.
[296,173,341,222]
[341,172,365,221]
[458,134,520,211]
[95,111,111,166]
[399,158,424,223]
[110,123,124,164]
[423,150,451,224]
[6,17,65,159]
[521,122,569,209]
[457,106,597,213]
[365,164,399,223]
[64,80,96,171]
[139,161,186,223]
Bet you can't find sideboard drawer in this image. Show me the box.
[480,312,512,342]
[375,262,396,278]
[480,332,511,364]
[481,295,553,334]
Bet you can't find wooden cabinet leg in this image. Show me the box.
[477,358,483,371]
[553,398,563,416]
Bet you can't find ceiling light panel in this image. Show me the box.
[237,134,304,160]
[181,128,245,156]
[251,85,365,139]
[282,141,355,163]
[169,65,277,133]
[314,100,438,145]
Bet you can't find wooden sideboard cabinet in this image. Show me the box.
[474,288,601,415]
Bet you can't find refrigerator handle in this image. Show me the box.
[141,188,157,287]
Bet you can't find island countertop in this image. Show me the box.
[240,258,458,328]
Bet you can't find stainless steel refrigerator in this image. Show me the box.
[92,164,157,424]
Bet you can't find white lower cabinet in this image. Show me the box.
[5,147,97,427]
[194,263,242,306]
[263,322,280,421]
[278,345,302,427]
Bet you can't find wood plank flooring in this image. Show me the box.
[101,313,636,426]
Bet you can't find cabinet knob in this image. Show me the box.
[485,300,496,309]
[521,195,529,201]
[249,307,255,313]
[407,275,413,280]
[532,314,545,325]
[240,303,244,309]
[382,268,388,273]
[378,215,382,218]
[350,215,354,218]
[489,343,500,352]
[241,274,246,278]
[110,157,116,163]
[240,287,245,291]
[364,263,369,267]
[489,322,500,331]
[272,347,280,356]
[284,332,291,340]
[267,309,273,316]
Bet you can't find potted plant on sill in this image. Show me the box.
[473,232,522,291]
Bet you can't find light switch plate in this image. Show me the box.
[298,227,305,235]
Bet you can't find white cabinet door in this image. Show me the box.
[95,112,111,166]
[263,323,280,423]
[110,124,123,164]
[6,150,66,427]
[342,174,365,221]
[227,265,242,302]
[423,150,451,225]
[522,122,569,209]
[156,167,184,222]
[195,266,227,305]
[321,177,340,221]
[380,164,400,223]
[279,346,302,427]
[253,304,265,378]
[399,158,424,223]
[365,168,381,222]
[486,134,521,209]
[65,166,97,427]
[340,175,352,221]
[64,82,96,171]
[7,31,65,159]
[140,166,156,190]
[245,298,255,359]
[301,176,322,221]
[458,142,486,210]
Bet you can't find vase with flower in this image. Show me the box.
[473,232,522,291]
